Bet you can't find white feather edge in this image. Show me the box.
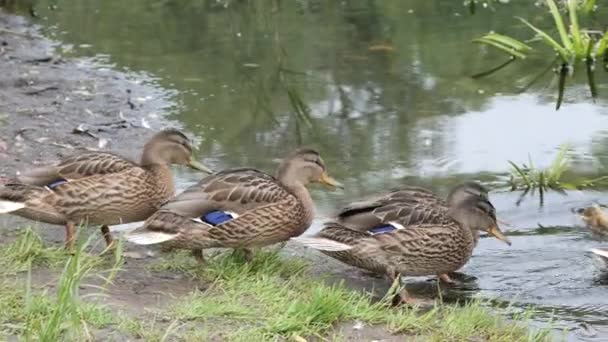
[107,221,145,233]
[290,236,353,251]
[387,221,405,230]
[125,231,177,245]
[591,248,608,259]
[0,200,25,214]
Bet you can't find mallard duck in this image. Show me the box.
[330,182,492,283]
[122,148,342,262]
[0,129,212,250]
[580,205,608,235]
[292,182,510,304]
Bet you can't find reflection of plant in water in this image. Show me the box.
[473,0,608,110]
[500,144,608,205]
[239,6,314,145]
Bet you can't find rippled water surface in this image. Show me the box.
[10,0,608,340]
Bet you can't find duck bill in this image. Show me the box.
[187,159,214,174]
[488,225,511,246]
[319,172,343,189]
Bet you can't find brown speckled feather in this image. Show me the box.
[315,220,475,277]
[1,164,174,226]
[16,152,137,185]
[336,186,452,231]
[131,167,311,248]
[299,183,497,277]
[161,168,289,217]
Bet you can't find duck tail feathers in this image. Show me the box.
[290,236,353,251]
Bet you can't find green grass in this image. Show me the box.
[0,227,67,276]
[149,249,551,341]
[0,229,550,341]
[505,144,572,193]
[0,228,124,340]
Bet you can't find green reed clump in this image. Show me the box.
[473,0,608,109]
[506,144,572,193]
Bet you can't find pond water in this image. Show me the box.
[9,0,608,340]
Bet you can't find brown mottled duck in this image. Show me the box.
[121,148,342,262]
[580,205,608,235]
[0,129,212,250]
[293,182,511,304]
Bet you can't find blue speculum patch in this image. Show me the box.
[368,224,397,235]
[47,178,67,189]
[201,210,234,226]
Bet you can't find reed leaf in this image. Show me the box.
[582,0,596,13]
[473,37,526,59]
[596,32,608,57]
[482,32,533,52]
[518,17,570,61]
[508,161,531,187]
[568,0,582,55]
[545,0,573,51]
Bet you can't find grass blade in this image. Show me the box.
[568,0,582,54]
[582,0,596,13]
[596,32,608,57]
[518,17,570,62]
[508,160,530,187]
[473,38,528,59]
[546,0,573,51]
[477,32,533,52]
[473,33,532,59]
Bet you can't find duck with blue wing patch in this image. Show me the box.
[292,182,511,305]
[123,148,342,263]
[0,129,212,250]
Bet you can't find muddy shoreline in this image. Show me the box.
[0,10,179,179]
[0,7,207,320]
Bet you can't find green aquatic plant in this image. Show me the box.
[507,144,571,192]
[473,0,608,109]
[503,144,608,205]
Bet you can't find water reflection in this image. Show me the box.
[410,94,608,176]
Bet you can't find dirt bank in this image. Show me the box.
[0,6,203,323]
[0,11,177,179]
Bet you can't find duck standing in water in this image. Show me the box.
[122,148,342,262]
[0,129,212,250]
[580,205,608,235]
[579,205,608,261]
[293,182,511,304]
